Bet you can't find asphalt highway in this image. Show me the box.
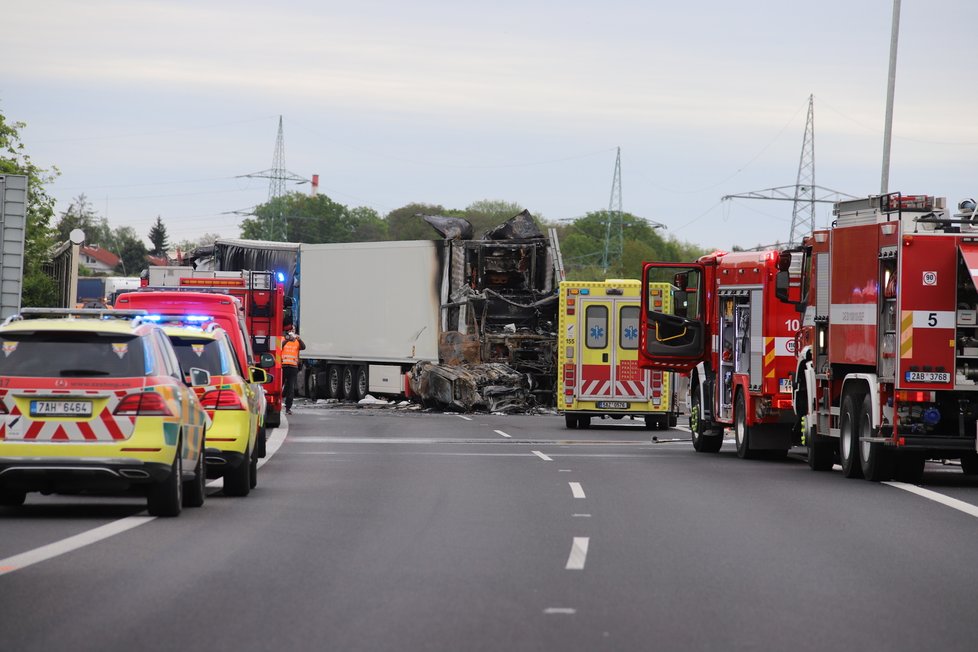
[3,403,978,651]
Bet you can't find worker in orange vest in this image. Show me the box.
[281,328,305,415]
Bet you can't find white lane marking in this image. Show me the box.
[494,430,511,438]
[0,417,289,577]
[457,415,473,421]
[544,608,577,615]
[675,425,691,433]
[569,482,586,499]
[572,513,592,518]
[565,537,589,570]
[559,469,572,472]
[532,450,553,462]
[884,481,978,519]
[206,417,288,490]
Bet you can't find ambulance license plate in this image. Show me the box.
[30,400,93,417]
[597,401,628,409]
[904,372,950,384]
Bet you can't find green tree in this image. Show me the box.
[174,232,221,255]
[0,111,60,307]
[147,215,169,256]
[385,202,449,241]
[113,226,148,276]
[241,193,358,244]
[348,206,388,241]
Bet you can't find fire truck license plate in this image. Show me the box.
[596,401,628,409]
[904,372,950,384]
[30,400,93,417]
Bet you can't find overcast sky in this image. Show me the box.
[4,0,978,253]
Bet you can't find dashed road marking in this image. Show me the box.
[456,415,473,421]
[565,537,589,570]
[544,608,577,615]
[569,482,586,499]
[572,513,592,518]
[494,429,511,438]
[559,469,572,472]
[532,450,553,462]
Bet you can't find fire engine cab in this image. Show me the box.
[637,250,800,457]
[141,267,287,428]
[557,279,679,430]
[778,193,978,482]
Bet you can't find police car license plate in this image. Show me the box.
[904,372,950,384]
[596,401,628,409]
[30,400,93,417]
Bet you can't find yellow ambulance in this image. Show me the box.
[557,279,679,430]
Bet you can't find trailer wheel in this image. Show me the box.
[839,391,864,479]
[690,388,722,453]
[857,394,894,481]
[564,415,579,429]
[341,366,354,401]
[734,390,758,460]
[353,366,368,401]
[326,365,341,399]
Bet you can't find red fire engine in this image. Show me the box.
[142,267,288,428]
[777,193,978,482]
[636,250,800,457]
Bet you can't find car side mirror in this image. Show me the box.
[250,367,271,385]
[188,367,211,387]
[259,352,275,369]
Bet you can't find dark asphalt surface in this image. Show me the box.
[3,402,978,651]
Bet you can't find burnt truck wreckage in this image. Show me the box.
[410,211,560,411]
[186,213,561,412]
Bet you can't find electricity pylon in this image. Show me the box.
[601,147,623,273]
[722,95,856,246]
[237,116,307,240]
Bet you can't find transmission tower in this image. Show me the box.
[601,147,623,273]
[238,116,307,240]
[722,95,856,246]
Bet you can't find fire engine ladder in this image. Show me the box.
[548,227,566,282]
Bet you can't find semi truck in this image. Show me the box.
[296,213,559,409]
[636,249,801,457]
[557,279,680,430]
[778,193,978,481]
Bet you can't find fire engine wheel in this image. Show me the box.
[327,365,342,399]
[147,448,183,517]
[838,392,864,479]
[0,488,27,507]
[960,452,978,475]
[734,390,758,460]
[894,453,925,483]
[857,394,894,481]
[565,415,579,429]
[354,366,368,401]
[690,390,722,453]
[182,443,206,508]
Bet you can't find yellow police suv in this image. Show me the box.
[0,308,209,516]
[162,323,268,496]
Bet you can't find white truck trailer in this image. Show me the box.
[296,240,446,401]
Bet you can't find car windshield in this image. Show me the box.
[168,336,231,376]
[0,331,148,377]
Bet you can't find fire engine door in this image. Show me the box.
[578,298,649,401]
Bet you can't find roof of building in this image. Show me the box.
[80,245,120,268]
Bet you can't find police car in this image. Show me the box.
[162,323,269,496]
[0,308,209,516]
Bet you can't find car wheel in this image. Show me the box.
[577,415,591,429]
[147,449,183,517]
[182,442,206,508]
[224,449,252,497]
[0,489,27,507]
[839,391,864,479]
[644,415,657,430]
[668,414,678,428]
[249,451,258,490]
[564,414,578,429]
[255,425,267,458]
[264,408,280,429]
